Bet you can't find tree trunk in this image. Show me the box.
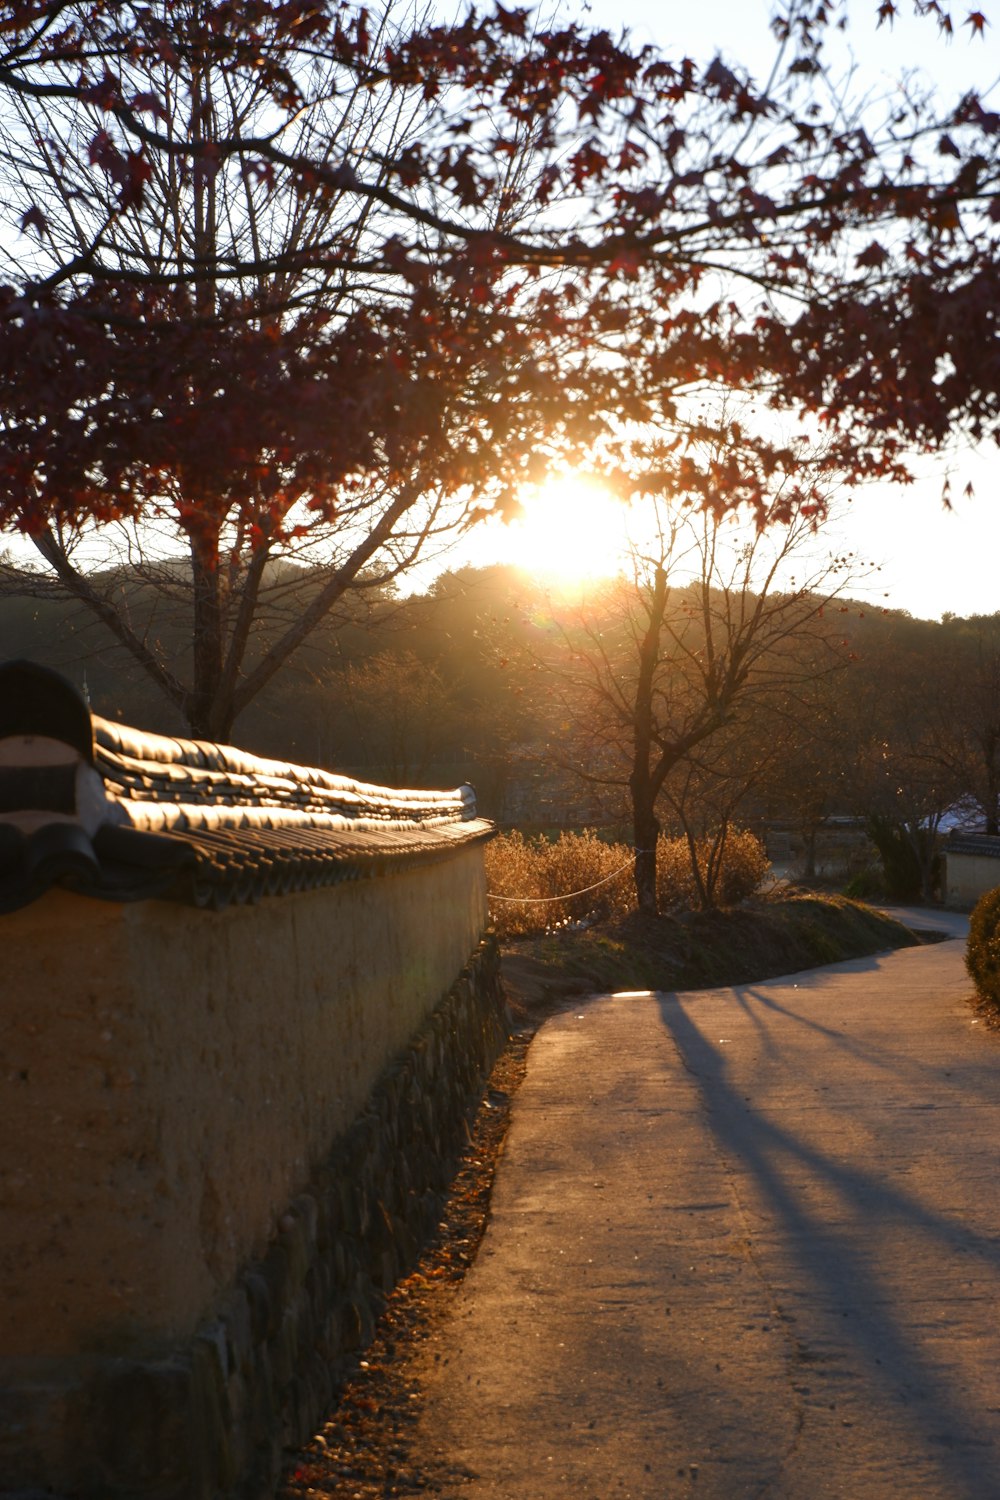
[631,792,660,915]
[703,819,730,909]
[187,540,229,739]
[866,814,922,901]
[628,564,669,915]
[915,828,939,904]
[683,823,710,910]
[985,747,999,835]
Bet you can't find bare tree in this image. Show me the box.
[936,615,1000,836]
[842,613,967,900]
[332,649,460,785]
[537,497,859,912]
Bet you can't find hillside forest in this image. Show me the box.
[3,542,997,906]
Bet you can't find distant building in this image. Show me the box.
[944,832,1000,910]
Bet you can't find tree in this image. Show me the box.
[936,614,1000,835]
[0,1,596,736]
[658,736,773,911]
[749,640,864,878]
[396,565,549,819]
[330,649,459,785]
[842,613,962,900]
[534,495,858,911]
[0,0,637,735]
[1,1,999,739]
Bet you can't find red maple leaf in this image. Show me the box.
[857,240,887,270]
[130,91,167,122]
[494,4,528,36]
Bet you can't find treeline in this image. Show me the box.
[0,560,548,806]
[4,559,998,899]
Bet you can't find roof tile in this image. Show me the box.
[0,661,491,914]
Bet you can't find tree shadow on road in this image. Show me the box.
[724,962,996,1106]
[655,985,1000,1499]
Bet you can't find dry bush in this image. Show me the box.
[486,826,770,937]
[656,828,770,911]
[541,830,634,924]
[655,836,699,911]
[712,828,771,905]
[483,831,547,939]
[485,829,633,938]
[966,886,1000,1016]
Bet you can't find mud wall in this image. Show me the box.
[0,851,506,1498]
[944,850,1000,910]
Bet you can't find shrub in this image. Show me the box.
[538,830,634,925]
[842,865,885,901]
[656,828,770,911]
[484,829,633,939]
[865,814,939,901]
[655,835,700,910]
[485,824,770,938]
[713,829,771,905]
[966,886,1000,1014]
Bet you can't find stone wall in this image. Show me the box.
[0,854,507,1498]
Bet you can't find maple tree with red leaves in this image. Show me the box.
[0,0,998,738]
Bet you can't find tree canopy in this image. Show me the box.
[1,0,998,734]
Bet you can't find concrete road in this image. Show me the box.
[411,913,1000,1499]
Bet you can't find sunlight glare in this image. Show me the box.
[499,475,628,583]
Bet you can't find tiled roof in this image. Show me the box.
[945,831,1000,860]
[0,660,492,914]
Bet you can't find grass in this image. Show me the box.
[499,890,924,1026]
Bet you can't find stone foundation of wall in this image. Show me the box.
[0,937,508,1500]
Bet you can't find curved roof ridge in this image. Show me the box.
[94,715,474,824]
[1,662,490,914]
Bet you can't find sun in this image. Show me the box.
[494,475,628,583]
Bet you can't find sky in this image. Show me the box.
[5,3,998,621]
[446,0,1000,620]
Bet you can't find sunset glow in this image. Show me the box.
[490,475,628,583]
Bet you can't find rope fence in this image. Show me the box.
[487,855,637,905]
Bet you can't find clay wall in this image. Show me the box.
[944,850,1000,910]
[0,850,504,1498]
